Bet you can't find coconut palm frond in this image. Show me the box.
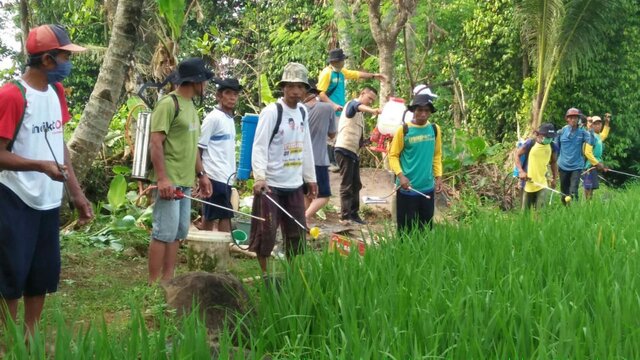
[557,0,618,74]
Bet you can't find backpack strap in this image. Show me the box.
[299,105,306,121]
[325,71,342,97]
[269,103,284,146]
[431,123,438,139]
[401,109,410,135]
[7,81,28,152]
[169,94,181,121]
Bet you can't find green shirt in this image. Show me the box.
[395,123,436,192]
[148,93,200,187]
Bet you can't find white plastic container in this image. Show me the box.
[377,97,409,135]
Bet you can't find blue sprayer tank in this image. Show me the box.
[237,113,259,180]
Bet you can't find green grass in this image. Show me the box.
[218,184,640,358]
[3,185,640,358]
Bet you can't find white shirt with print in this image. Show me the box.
[198,107,236,184]
[252,98,316,188]
[0,80,64,210]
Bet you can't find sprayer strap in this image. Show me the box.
[269,103,307,146]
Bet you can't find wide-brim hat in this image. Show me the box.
[537,122,556,138]
[307,79,319,94]
[217,78,243,92]
[169,58,216,85]
[328,48,348,63]
[407,94,437,113]
[277,62,310,88]
[591,115,603,123]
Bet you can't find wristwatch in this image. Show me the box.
[197,170,206,178]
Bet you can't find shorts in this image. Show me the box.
[202,179,234,220]
[582,169,600,190]
[248,187,307,258]
[152,186,191,242]
[0,184,61,299]
[303,166,331,198]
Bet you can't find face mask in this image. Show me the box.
[331,65,343,72]
[47,58,72,84]
[542,137,553,145]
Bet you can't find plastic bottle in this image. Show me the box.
[237,114,259,180]
[377,97,408,135]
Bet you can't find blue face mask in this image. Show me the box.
[47,59,72,84]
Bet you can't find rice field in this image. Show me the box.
[3,185,640,358]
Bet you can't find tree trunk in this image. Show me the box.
[67,0,144,182]
[366,0,416,105]
[19,0,30,62]
[377,41,395,100]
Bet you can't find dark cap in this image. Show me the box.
[169,58,216,85]
[26,24,86,55]
[537,122,556,138]
[217,78,243,92]
[407,94,437,113]
[307,79,319,94]
[328,48,348,63]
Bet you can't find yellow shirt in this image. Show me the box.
[388,122,443,178]
[524,142,552,193]
[316,66,360,92]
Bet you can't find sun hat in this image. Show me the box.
[277,62,309,88]
[407,94,437,113]
[565,107,582,117]
[26,24,86,55]
[169,58,216,85]
[328,48,348,63]
[216,78,243,92]
[591,115,603,123]
[307,79,319,94]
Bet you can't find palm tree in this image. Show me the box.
[67,0,144,181]
[518,0,617,128]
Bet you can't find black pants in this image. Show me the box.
[559,169,581,204]
[396,190,435,234]
[522,190,546,210]
[335,151,362,220]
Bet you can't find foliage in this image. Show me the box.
[215,184,640,358]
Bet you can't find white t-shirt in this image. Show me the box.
[198,107,236,184]
[0,80,67,210]
[252,99,316,188]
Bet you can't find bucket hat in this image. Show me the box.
[328,48,348,63]
[277,62,309,88]
[217,78,243,92]
[169,58,215,85]
[407,94,437,113]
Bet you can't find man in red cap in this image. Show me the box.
[0,24,93,335]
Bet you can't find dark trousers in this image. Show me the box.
[396,190,435,234]
[559,169,581,204]
[522,190,547,210]
[335,151,362,220]
[328,145,336,165]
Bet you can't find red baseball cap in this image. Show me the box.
[26,24,86,55]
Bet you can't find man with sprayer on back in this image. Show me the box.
[147,58,213,284]
[0,24,93,336]
[514,123,559,210]
[248,63,317,278]
[555,107,604,204]
[388,93,442,234]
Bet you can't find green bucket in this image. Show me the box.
[231,229,248,245]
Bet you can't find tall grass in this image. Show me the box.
[220,185,640,358]
[3,186,640,358]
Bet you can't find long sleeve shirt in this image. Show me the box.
[251,98,316,189]
[388,122,442,192]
